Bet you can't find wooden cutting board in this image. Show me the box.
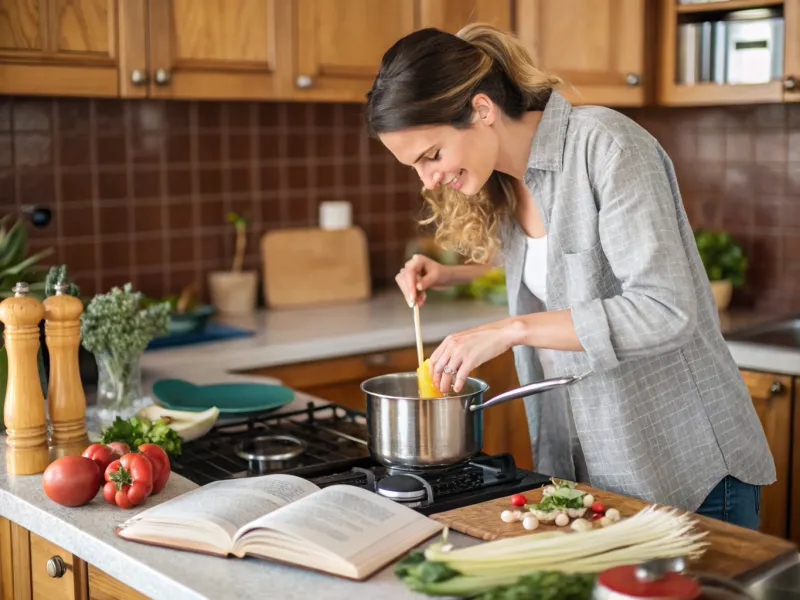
[261,226,371,308]
[430,483,798,583]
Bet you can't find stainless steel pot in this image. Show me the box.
[361,371,588,470]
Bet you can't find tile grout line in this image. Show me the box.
[88,99,102,294]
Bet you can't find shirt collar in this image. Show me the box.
[525,90,572,173]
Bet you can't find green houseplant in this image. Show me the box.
[207,211,258,315]
[693,228,747,311]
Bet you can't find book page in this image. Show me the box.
[123,474,320,539]
[235,484,441,560]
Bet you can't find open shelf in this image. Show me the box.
[676,0,783,14]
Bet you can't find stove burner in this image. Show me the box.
[236,435,307,474]
[376,475,426,501]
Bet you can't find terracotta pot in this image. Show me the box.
[709,279,733,311]
[207,271,258,315]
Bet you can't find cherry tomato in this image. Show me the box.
[106,441,130,456]
[42,456,101,506]
[591,501,606,514]
[82,443,120,473]
[137,443,170,494]
[592,512,605,521]
[510,493,527,507]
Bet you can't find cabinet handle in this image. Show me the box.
[784,76,797,91]
[363,353,390,367]
[46,556,66,578]
[130,69,148,86]
[296,75,314,88]
[154,69,171,86]
[626,73,641,86]
[768,380,785,396]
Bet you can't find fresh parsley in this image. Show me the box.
[100,416,182,457]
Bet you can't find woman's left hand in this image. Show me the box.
[429,319,520,393]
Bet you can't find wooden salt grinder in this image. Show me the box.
[44,281,89,459]
[0,282,49,475]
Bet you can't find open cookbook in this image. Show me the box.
[115,474,444,581]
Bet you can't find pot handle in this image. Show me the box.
[468,372,591,412]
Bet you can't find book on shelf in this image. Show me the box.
[115,474,443,581]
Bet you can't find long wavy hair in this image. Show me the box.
[365,23,562,263]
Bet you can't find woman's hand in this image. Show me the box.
[395,254,450,307]
[429,319,522,393]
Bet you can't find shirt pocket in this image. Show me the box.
[562,241,619,302]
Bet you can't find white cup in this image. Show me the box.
[319,201,352,230]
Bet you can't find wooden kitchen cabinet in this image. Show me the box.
[740,369,793,539]
[0,517,144,600]
[0,0,132,97]
[515,0,651,107]
[246,344,534,471]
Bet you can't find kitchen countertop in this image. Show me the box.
[138,292,800,396]
[0,443,466,600]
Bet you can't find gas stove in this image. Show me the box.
[170,401,552,515]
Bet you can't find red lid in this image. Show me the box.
[596,565,701,600]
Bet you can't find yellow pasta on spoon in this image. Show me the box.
[417,358,443,398]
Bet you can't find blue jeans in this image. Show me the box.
[695,475,761,530]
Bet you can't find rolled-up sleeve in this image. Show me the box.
[570,142,698,372]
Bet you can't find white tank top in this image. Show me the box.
[521,235,555,378]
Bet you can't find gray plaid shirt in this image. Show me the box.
[504,91,775,512]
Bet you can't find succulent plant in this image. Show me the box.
[0,214,53,300]
[44,264,81,298]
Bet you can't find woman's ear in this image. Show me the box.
[471,93,496,125]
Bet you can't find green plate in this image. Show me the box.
[152,379,295,416]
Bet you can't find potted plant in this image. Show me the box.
[207,212,258,315]
[693,228,747,311]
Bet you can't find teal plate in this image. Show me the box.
[152,379,295,416]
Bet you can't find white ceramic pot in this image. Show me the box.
[207,271,258,315]
[709,279,733,312]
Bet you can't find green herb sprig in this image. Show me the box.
[100,416,182,456]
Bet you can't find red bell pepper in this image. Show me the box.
[103,453,154,509]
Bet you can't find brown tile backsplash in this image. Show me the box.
[1,95,799,313]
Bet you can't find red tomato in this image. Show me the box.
[591,501,606,514]
[510,493,527,507]
[103,453,153,509]
[137,443,170,494]
[82,444,120,473]
[42,456,101,507]
[592,512,605,521]
[105,441,130,456]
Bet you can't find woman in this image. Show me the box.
[365,24,774,529]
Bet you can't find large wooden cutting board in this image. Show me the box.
[261,226,371,308]
[430,483,798,583]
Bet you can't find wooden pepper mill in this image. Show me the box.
[0,282,49,475]
[44,281,89,459]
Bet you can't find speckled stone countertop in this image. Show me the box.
[0,442,473,600]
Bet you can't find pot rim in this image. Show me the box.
[360,372,489,401]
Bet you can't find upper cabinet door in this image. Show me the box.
[418,0,511,33]
[784,0,800,102]
[147,0,288,99]
[292,0,416,102]
[0,0,134,97]
[515,0,647,107]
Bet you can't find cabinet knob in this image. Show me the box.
[626,73,641,86]
[296,75,314,88]
[784,76,797,91]
[130,69,148,86]
[769,381,785,395]
[46,556,66,578]
[154,68,171,86]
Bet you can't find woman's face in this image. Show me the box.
[378,101,498,196]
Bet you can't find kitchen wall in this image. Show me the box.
[0,97,423,301]
[1,95,799,312]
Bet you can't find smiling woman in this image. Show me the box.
[364,23,776,532]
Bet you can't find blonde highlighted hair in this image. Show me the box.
[366,23,562,263]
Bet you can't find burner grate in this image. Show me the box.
[169,402,372,485]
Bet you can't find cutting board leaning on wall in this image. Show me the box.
[261,226,371,308]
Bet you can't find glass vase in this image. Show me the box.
[94,350,144,422]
